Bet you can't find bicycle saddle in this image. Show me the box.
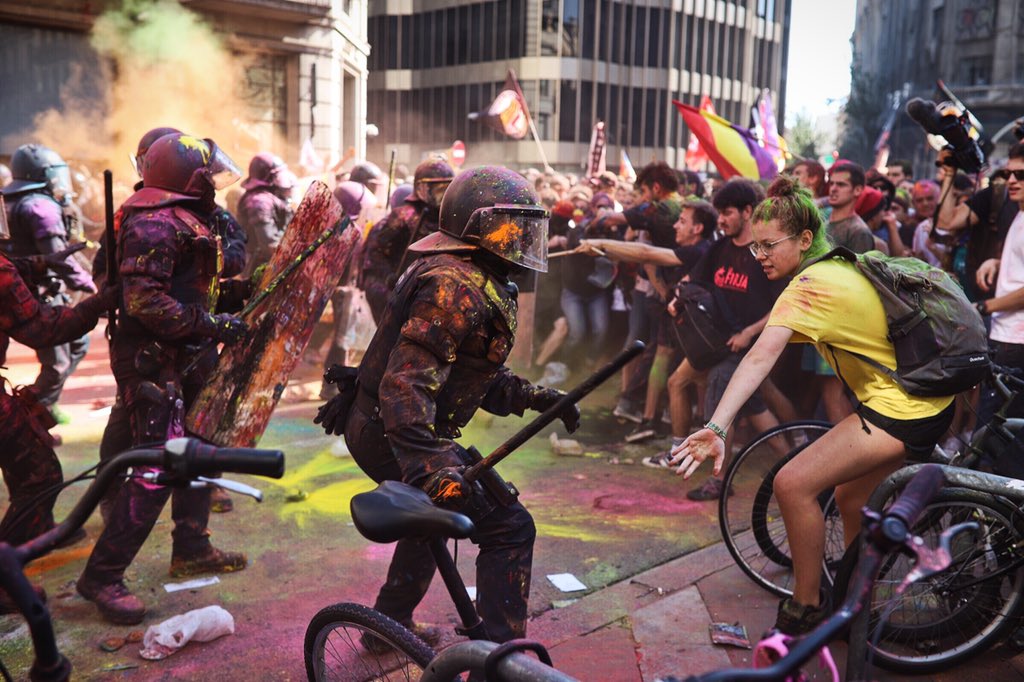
[351,480,476,543]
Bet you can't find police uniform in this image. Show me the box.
[0,253,106,543]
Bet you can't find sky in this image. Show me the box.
[784,0,857,129]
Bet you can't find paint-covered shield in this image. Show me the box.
[186,180,359,446]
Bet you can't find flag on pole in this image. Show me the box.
[468,70,531,139]
[673,100,778,181]
[619,150,636,183]
[756,89,786,168]
[685,95,716,171]
[586,121,607,178]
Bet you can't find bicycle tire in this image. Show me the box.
[833,487,1024,674]
[719,420,842,597]
[304,602,436,682]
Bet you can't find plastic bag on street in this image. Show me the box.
[139,605,235,660]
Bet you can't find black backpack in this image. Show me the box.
[671,282,731,370]
[812,247,990,397]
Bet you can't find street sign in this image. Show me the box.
[450,140,466,168]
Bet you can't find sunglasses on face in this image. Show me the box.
[993,169,1024,182]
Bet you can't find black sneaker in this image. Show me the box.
[625,419,658,443]
[686,476,734,501]
[774,597,830,635]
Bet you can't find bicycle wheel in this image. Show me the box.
[833,487,1024,674]
[719,420,844,597]
[304,602,436,681]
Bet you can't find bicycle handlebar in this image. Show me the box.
[4,437,285,682]
[680,464,946,682]
[164,438,286,480]
[882,463,944,536]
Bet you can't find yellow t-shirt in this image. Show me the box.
[766,259,954,420]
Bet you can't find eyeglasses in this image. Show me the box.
[993,169,1024,182]
[749,234,797,257]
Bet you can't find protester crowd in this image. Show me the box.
[1,123,1022,643]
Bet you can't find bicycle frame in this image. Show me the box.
[0,440,283,682]
[845,462,1024,680]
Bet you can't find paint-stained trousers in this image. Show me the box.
[81,342,213,586]
[33,332,89,408]
[0,389,63,545]
[345,404,536,642]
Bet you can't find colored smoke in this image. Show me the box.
[30,0,275,175]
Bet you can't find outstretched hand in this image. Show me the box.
[670,428,725,479]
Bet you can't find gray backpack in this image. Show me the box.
[812,247,990,397]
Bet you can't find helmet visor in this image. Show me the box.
[474,204,549,272]
[0,196,9,240]
[48,164,73,201]
[206,140,242,190]
[416,179,451,207]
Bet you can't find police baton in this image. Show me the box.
[103,170,118,338]
[463,340,645,483]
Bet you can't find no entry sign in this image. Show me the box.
[450,140,466,167]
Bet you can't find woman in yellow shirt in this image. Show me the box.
[671,177,955,634]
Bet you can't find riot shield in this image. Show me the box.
[186,180,360,446]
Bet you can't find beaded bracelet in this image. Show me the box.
[705,420,728,442]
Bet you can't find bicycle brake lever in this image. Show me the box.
[192,476,264,502]
[896,521,980,595]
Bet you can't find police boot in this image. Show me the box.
[169,546,248,579]
[76,575,145,625]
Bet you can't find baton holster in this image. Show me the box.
[465,445,519,508]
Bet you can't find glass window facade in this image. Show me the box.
[367,0,789,159]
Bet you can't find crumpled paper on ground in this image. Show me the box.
[139,605,235,660]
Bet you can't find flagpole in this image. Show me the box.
[507,68,553,173]
[527,115,553,174]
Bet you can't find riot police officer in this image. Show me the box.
[360,157,455,322]
[76,133,249,625]
[1,144,96,427]
[237,152,295,280]
[316,166,579,643]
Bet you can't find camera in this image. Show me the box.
[905,98,986,173]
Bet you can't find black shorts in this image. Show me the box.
[857,401,955,458]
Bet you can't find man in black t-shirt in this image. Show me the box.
[581,200,717,446]
[684,179,787,500]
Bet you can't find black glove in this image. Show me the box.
[12,243,88,285]
[421,466,470,510]
[314,393,350,436]
[324,363,358,386]
[533,387,581,434]
[216,278,253,313]
[208,313,248,345]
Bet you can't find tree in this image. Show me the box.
[786,111,826,160]
[838,59,888,165]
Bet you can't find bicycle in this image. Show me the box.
[836,369,1024,675]
[416,464,968,681]
[0,437,285,682]
[719,361,1024,599]
[303,479,483,681]
[717,420,841,597]
[303,342,645,682]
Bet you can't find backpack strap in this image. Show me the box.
[797,246,856,274]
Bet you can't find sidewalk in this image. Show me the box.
[530,540,1024,681]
